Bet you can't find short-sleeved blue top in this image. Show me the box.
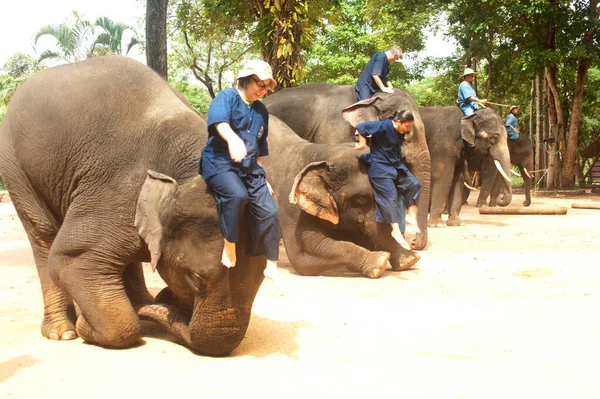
[355,52,390,96]
[356,119,405,179]
[199,88,269,179]
[457,81,479,115]
[506,113,519,140]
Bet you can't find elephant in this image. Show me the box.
[260,116,420,278]
[263,83,431,250]
[467,133,534,207]
[419,106,513,227]
[0,55,267,356]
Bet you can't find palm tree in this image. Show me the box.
[91,17,142,56]
[34,11,95,62]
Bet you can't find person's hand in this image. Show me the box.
[266,180,274,195]
[382,87,394,94]
[227,135,247,162]
[480,98,489,105]
[355,142,367,151]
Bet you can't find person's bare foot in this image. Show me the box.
[263,261,287,292]
[391,230,411,249]
[222,239,236,268]
[405,214,420,233]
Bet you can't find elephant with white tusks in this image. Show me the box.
[0,55,267,356]
[419,106,513,227]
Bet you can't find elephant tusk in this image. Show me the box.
[463,182,479,191]
[510,169,521,177]
[494,159,512,184]
[523,168,532,180]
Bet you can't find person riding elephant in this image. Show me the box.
[0,55,269,356]
[419,107,513,227]
[259,116,420,278]
[262,83,431,251]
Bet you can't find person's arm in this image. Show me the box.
[467,96,488,107]
[215,122,247,162]
[355,133,368,150]
[373,75,394,93]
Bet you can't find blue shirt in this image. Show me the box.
[200,88,269,178]
[506,113,519,140]
[355,52,390,97]
[457,81,479,115]
[356,119,405,179]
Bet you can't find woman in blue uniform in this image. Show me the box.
[354,110,421,249]
[199,60,283,288]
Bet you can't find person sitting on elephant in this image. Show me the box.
[457,68,488,116]
[506,105,520,141]
[199,60,284,289]
[354,110,421,249]
[355,46,402,101]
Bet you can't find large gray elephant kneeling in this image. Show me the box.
[0,56,265,356]
[261,117,420,278]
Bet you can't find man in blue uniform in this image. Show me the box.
[354,110,421,249]
[355,46,402,101]
[457,68,488,116]
[199,59,284,289]
[506,105,520,140]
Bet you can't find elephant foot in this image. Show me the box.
[446,217,465,227]
[523,200,531,207]
[390,249,420,271]
[364,251,391,279]
[76,314,141,349]
[41,310,78,341]
[475,201,487,207]
[428,217,446,228]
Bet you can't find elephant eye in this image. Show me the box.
[354,196,368,206]
[185,271,208,295]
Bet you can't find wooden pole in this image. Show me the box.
[572,202,600,210]
[479,206,567,215]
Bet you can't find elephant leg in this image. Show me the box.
[428,168,454,228]
[447,166,466,226]
[123,262,155,306]
[285,229,390,279]
[48,214,141,348]
[9,186,77,341]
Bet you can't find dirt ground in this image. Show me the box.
[1,191,600,399]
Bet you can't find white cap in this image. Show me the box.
[238,60,277,90]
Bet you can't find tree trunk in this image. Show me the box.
[561,59,589,188]
[485,56,492,99]
[146,0,168,80]
[545,66,565,189]
[535,75,542,189]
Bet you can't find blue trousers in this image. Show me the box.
[355,85,373,101]
[206,171,280,260]
[370,169,421,224]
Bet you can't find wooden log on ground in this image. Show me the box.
[572,202,600,210]
[479,206,567,215]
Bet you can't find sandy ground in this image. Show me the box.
[1,191,600,398]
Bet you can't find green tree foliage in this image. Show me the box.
[168,0,257,97]
[34,11,141,63]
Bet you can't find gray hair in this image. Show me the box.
[388,46,403,56]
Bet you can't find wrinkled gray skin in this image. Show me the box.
[419,107,512,227]
[261,117,420,278]
[263,83,431,250]
[471,133,533,207]
[0,56,265,356]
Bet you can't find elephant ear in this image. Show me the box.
[460,114,477,146]
[135,170,177,271]
[341,97,382,127]
[289,161,339,225]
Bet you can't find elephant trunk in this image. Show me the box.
[138,278,254,356]
[491,147,512,207]
[521,157,534,207]
[411,148,431,250]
